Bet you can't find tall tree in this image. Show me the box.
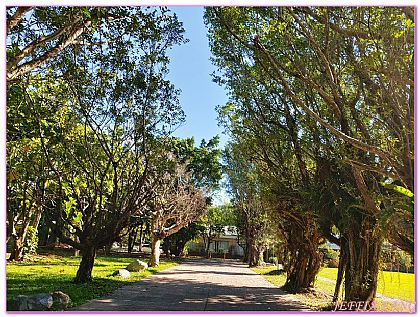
[145,137,222,267]
[7,6,187,284]
[206,6,414,304]
[146,163,207,267]
[223,142,272,267]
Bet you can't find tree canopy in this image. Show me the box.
[6,6,222,283]
[206,6,414,303]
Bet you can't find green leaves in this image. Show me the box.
[7,6,191,268]
[207,7,414,263]
[64,196,76,213]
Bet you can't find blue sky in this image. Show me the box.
[166,6,231,205]
[166,6,229,148]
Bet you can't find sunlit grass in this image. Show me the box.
[6,254,179,310]
[251,266,287,287]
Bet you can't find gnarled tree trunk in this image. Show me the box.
[244,224,265,267]
[283,219,322,293]
[284,247,322,293]
[333,243,346,301]
[336,167,384,308]
[342,217,382,308]
[74,244,96,284]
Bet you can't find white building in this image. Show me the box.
[188,226,244,258]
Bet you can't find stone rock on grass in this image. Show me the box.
[51,291,72,310]
[112,269,131,278]
[13,295,29,311]
[13,292,71,311]
[14,293,53,311]
[28,293,53,310]
[126,259,148,272]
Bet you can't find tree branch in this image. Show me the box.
[7,18,92,81]
[252,38,404,177]
[297,7,377,40]
[8,15,83,71]
[7,6,33,33]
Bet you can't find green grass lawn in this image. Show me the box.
[317,267,415,302]
[251,267,287,287]
[6,254,179,310]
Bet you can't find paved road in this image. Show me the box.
[76,258,310,311]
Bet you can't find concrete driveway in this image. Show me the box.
[76,258,310,311]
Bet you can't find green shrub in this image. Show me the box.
[325,248,339,261]
[23,226,39,256]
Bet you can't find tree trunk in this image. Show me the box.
[204,229,213,258]
[9,236,24,261]
[74,245,96,284]
[342,218,382,309]
[248,243,264,267]
[32,207,42,230]
[163,240,170,257]
[104,242,112,255]
[248,244,258,267]
[9,217,32,261]
[138,222,144,252]
[127,227,135,254]
[164,237,187,258]
[176,240,187,257]
[333,245,347,301]
[284,248,321,293]
[127,234,133,253]
[283,220,322,293]
[149,235,161,267]
[277,243,288,268]
[38,223,49,246]
[74,236,81,256]
[6,194,15,244]
[243,238,251,263]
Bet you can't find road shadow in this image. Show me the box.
[74,258,310,312]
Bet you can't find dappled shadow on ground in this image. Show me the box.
[75,258,309,312]
[75,279,307,311]
[158,269,257,276]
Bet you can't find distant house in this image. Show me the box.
[321,241,340,251]
[188,226,244,258]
